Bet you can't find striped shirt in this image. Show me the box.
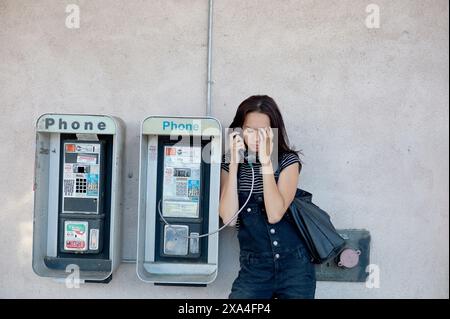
[221,151,302,194]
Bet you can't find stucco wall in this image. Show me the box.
[0,0,448,298]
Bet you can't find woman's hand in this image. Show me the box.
[258,127,274,168]
[229,131,246,167]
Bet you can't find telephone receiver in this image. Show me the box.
[231,131,248,160]
[231,130,258,166]
[233,134,257,165]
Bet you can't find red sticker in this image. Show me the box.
[165,147,176,156]
[65,144,76,152]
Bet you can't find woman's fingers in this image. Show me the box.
[260,127,273,141]
[257,128,273,162]
[267,127,274,139]
[259,128,267,143]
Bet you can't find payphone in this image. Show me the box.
[33,114,124,282]
[59,140,106,254]
[136,116,222,285]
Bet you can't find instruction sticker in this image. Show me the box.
[64,164,73,173]
[77,154,97,164]
[163,201,199,218]
[63,178,75,197]
[162,146,201,218]
[165,147,176,156]
[64,221,88,251]
[89,165,99,174]
[65,144,76,153]
[175,179,188,197]
[188,179,200,197]
[86,174,99,196]
[76,144,99,153]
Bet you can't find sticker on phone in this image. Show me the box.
[86,174,99,196]
[64,221,88,251]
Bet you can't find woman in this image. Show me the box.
[219,95,316,299]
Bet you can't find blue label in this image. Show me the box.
[162,120,199,131]
[188,179,200,198]
[87,174,99,196]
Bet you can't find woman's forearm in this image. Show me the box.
[219,164,239,224]
[262,162,286,224]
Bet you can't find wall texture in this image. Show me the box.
[0,0,448,298]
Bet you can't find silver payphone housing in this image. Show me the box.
[136,116,222,285]
[32,114,124,282]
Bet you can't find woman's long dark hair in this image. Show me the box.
[229,95,302,161]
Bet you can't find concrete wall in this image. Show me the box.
[0,0,448,298]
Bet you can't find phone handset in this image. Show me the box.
[234,132,253,168]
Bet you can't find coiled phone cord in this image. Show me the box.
[157,162,254,239]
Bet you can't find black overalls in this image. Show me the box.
[229,162,316,299]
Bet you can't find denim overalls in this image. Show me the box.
[229,163,316,299]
